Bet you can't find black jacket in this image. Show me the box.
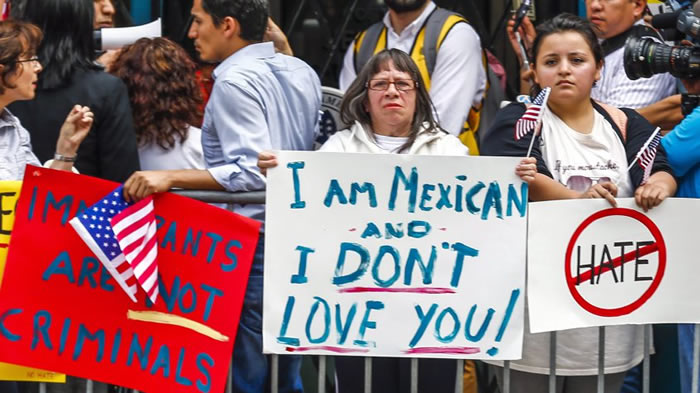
[9,68,140,182]
[481,100,673,188]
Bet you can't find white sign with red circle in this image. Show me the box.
[528,198,700,334]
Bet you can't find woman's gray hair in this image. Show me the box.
[340,48,443,152]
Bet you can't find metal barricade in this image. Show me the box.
[38,190,682,393]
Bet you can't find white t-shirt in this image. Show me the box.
[540,108,633,198]
[373,133,409,153]
[137,126,205,171]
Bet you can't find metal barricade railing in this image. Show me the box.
[32,190,694,393]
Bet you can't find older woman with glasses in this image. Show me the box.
[259,48,536,393]
[0,19,93,181]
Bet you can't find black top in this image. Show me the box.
[9,68,140,182]
[480,100,674,188]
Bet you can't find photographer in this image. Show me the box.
[508,0,680,130]
[659,77,700,393]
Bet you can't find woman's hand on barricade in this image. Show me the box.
[579,181,618,207]
[123,171,173,202]
[635,171,676,212]
[257,151,278,176]
[515,157,537,183]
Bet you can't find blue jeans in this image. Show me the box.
[232,234,303,393]
[680,324,696,393]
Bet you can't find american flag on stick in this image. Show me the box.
[515,87,551,141]
[70,185,160,303]
[626,127,662,184]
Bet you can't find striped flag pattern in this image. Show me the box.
[112,197,159,304]
[515,87,551,140]
[69,186,159,303]
[639,132,662,183]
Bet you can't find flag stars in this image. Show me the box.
[96,234,101,238]
[91,215,96,220]
[93,207,99,212]
[82,215,88,219]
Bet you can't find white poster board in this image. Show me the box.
[528,198,700,333]
[263,152,527,359]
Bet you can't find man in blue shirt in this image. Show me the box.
[123,0,321,392]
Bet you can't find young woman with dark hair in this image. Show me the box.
[8,0,139,183]
[110,37,205,171]
[482,13,677,393]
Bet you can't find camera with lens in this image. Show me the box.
[624,9,700,80]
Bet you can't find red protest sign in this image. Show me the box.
[0,166,260,393]
[565,208,666,317]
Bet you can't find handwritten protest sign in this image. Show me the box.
[0,167,260,393]
[0,181,66,383]
[263,152,527,359]
[528,198,700,333]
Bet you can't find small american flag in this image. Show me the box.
[70,186,159,303]
[639,131,662,183]
[515,87,551,140]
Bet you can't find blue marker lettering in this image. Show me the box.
[371,246,400,288]
[150,344,171,377]
[196,352,214,393]
[404,246,436,285]
[481,182,503,220]
[435,307,460,343]
[353,300,384,347]
[291,246,315,284]
[305,297,331,344]
[388,166,418,213]
[200,284,224,322]
[450,243,479,287]
[464,305,495,342]
[31,310,53,350]
[335,303,357,345]
[349,182,377,207]
[73,324,105,362]
[323,179,348,207]
[287,161,307,209]
[0,309,21,341]
[42,251,76,284]
[277,296,300,346]
[333,243,370,285]
[409,303,437,347]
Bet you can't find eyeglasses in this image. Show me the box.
[367,79,417,92]
[565,175,612,192]
[16,56,40,65]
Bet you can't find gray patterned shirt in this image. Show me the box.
[0,108,40,180]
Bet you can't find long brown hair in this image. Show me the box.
[340,49,443,153]
[110,37,202,150]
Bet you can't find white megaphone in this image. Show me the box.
[93,18,162,51]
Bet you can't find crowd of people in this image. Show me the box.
[1,0,699,392]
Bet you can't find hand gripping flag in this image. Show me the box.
[69,185,160,303]
[515,87,551,141]
[627,127,662,184]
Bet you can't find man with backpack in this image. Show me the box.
[339,0,487,154]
